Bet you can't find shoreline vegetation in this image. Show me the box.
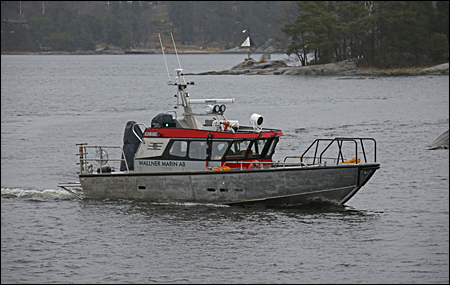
[2,49,448,76]
[2,1,447,73]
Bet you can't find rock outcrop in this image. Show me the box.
[429,130,449,150]
[186,60,449,76]
[416,63,449,75]
[187,59,361,76]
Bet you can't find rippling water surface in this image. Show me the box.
[1,54,448,283]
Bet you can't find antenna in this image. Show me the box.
[158,33,171,83]
[171,33,185,84]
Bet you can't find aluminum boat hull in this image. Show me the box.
[79,163,379,206]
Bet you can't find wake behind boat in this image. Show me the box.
[58,35,380,206]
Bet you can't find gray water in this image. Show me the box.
[1,54,448,284]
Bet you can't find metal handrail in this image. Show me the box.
[132,123,147,143]
[300,138,377,165]
[222,160,272,170]
[77,144,129,174]
[283,155,337,165]
[221,160,310,170]
[220,154,341,171]
[165,110,178,119]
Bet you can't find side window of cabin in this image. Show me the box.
[225,140,251,160]
[266,138,279,158]
[169,141,187,157]
[248,139,268,158]
[189,141,208,160]
[211,141,229,160]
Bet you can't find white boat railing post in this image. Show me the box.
[76,143,89,174]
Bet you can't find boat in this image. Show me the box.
[58,35,380,206]
[429,130,449,150]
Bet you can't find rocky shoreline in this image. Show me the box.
[3,51,448,76]
[187,59,449,76]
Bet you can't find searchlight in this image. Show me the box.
[250,113,264,131]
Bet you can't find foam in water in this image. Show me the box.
[1,187,76,199]
[1,188,231,206]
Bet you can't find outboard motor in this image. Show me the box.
[120,121,143,171]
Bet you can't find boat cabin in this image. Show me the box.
[126,113,283,172]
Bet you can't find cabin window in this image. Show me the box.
[169,141,187,157]
[189,141,208,160]
[248,139,269,159]
[225,140,251,160]
[266,138,279,158]
[224,139,273,160]
[211,141,229,160]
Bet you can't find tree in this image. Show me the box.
[281,1,334,65]
[1,21,31,51]
[46,32,74,51]
[80,13,104,43]
[119,1,144,47]
[26,10,53,49]
[45,1,76,33]
[167,1,194,43]
[430,33,449,62]
[432,1,449,40]
[69,16,95,50]
[104,15,123,46]
[282,22,308,65]
[210,1,233,42]
[140,7,154,49]
[304,1,333,64]
[333,1,367,60]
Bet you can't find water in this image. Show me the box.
[1,54,448,283]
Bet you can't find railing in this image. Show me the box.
[221,160,274,170]
[132,123,148,143]
[283,156,335,166]
[221,160,307,170]
[76,143,130,174]
[300,138,377,166]
[220,138,376,171]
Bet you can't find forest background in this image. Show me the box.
[1,1,449,68]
